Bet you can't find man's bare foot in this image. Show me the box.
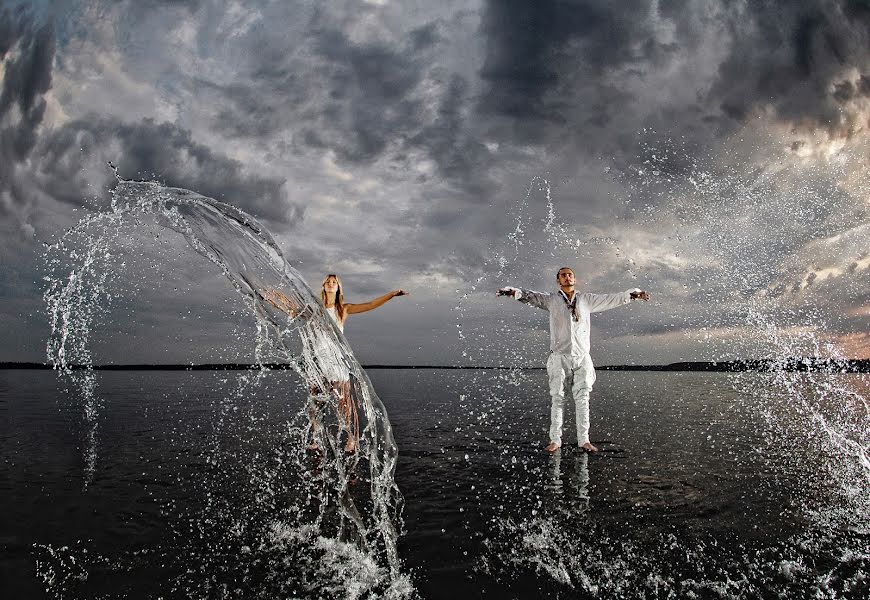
[545,442,561,453]
[581,442,598,453]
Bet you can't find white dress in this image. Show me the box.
[302,305,351,382]
[324,306,344,333]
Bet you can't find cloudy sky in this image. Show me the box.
[1,0,868,366]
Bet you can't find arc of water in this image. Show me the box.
[44,178,405,578]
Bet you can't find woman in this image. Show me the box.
[263,274,407,452]
[318,273,407,333]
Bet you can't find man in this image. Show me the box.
[498,267,649,453]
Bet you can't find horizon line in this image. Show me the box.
[1,359,867,373]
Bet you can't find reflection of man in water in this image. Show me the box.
[548,452,590,508]
[499,267,649,453]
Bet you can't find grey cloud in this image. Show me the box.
[474,0,870,168]
[478,0,653,123]
[202,14,433,164]
[832,73,870,101]
[1,6,295,234]
[408,75,493,190]
[3,0,869,365]
[0,11,52,117]
[408,22,442,52]
[193,5,494,188]
[210,81,296,139]
[711,1,870,133]
[297,27,428,163]
[0,6,54,228]
[475,0,685,155]
[833,80,857,102]
[34,116,298,224]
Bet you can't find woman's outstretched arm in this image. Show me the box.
[345,290,408,315]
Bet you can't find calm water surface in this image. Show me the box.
[1,369,867,598]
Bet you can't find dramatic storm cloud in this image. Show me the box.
[1,0,868,365]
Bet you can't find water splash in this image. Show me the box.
[42,177,410,595]
[452,173,642,428]
[459,133,869,597]
[737,303,870,522]
[652,140,870,521]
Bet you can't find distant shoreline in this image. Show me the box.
[2,359,868,373]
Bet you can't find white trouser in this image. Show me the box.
[546,352,596,446]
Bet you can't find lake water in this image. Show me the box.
[1,368,867,599]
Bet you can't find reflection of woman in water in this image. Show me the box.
[265,274,407,452]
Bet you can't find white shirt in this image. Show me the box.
[512,287,639,357]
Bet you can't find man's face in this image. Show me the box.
[557,269,576,287]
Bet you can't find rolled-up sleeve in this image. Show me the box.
[517,288,551,311]
[581,289,640,313]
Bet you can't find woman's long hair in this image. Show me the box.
[320,274,346,322]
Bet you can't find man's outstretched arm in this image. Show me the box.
[259,288,317,322]
[582,288,650,313]
[497,286,550,310]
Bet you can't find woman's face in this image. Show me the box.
[323,275,339,294]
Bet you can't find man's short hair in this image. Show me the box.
[556,267,574,279]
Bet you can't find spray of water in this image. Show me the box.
[42,175,412,596]
[457,134,868,596]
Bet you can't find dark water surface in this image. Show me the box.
[2,369,867,598]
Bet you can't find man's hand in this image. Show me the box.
[392,290,409,297]
[497,287,519,298]
[261,288,300,315]
[630,290,650,301]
